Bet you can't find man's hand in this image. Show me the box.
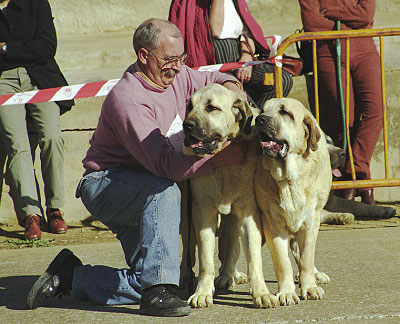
[223,81,247,100]
[211,141,247,169]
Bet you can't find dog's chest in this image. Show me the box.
[277,183,310,233]
[191,161,255,214]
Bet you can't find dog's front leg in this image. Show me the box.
[264,219,300,306]
[216,215,247,289]
[290,238,330,284]
[241,212,279,308]
[296,212,325,300]
[188,199,218,308]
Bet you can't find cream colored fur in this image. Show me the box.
[183,84,278,308]
[254,98,332,305]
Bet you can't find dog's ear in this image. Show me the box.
[303,115,321,152]
[232,97,253,135]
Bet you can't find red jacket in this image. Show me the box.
[299,0,375,32]
[169,0,270,68]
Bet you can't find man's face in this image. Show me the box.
[145,35,186,88]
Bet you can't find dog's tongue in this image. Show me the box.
[332,168,342,178]
[261,140,283,152]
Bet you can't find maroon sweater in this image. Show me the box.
[299,0,376,32]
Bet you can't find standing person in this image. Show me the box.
[169,0,293,109]
[26,18,246,317]
[0,0,74,240]
[298,0,382,205]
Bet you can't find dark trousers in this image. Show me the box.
[316,38,383,183]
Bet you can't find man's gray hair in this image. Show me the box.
[133,19,181,54]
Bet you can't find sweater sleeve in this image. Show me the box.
[323,0,376,29]
[105,92,213,183]
[299,0,336,32]
[6,0,57,62]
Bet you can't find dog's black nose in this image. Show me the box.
[183,119,195,131]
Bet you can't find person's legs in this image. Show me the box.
[316,54,355,144]
[345,43,383,182]
[0,69,42,227]
[6,117,46,226]
[26,98,65,212]
[27,100,67,233]
[73,166,181,305]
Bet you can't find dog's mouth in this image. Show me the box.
[257,131,288,158]
[184,134,220,155]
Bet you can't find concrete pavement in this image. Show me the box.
[1,225,400,324]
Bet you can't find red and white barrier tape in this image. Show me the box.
[0,60,272,106]
[0,35,283,106]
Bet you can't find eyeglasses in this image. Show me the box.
[149,51,189,69]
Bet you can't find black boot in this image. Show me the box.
[26,249,83,309]
[140,284,191,317]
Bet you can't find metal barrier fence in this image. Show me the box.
[273,28,400,190]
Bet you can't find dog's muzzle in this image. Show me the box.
[183,119,220,155]
[255,114,288,158]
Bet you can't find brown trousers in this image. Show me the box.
[315,37,383,183]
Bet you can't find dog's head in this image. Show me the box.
[183,84,253,156]
[255,98,321,159]
[326,135,346,178]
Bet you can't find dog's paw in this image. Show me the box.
[215,276,234,289]
[234,270,248,284]
[376,206,396,219]
[188,292,214,308]
[215,270,248,289]
[301,286,324,300]
[337,213,355,224]
[315,271,330,285]
[253,293,279,308]
[276,292,300,306]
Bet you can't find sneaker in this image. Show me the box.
[140,284,191,317]
[26,249,82,309]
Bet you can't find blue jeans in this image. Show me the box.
[73,166,182,305]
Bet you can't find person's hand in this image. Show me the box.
[211,141,247,169]
[223,81,247,100]
[236,65,252,84]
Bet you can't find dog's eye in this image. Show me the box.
[279,107,294,120]
[206,105,221,113]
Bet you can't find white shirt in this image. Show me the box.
[216,0,244,39]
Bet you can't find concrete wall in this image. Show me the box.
[1,0,399,225]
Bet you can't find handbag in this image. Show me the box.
[240,34,303,77]
[295,28,313,74]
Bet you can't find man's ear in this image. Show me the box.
[137,48,150,65]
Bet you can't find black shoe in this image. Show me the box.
[140,284,191,317]
[26,249,83,309]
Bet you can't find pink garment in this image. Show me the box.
[82,64,236,182]
[169,0,270,68]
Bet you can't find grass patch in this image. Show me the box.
[2,238,55,248]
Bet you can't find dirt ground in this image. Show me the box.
[0,203,399,250]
